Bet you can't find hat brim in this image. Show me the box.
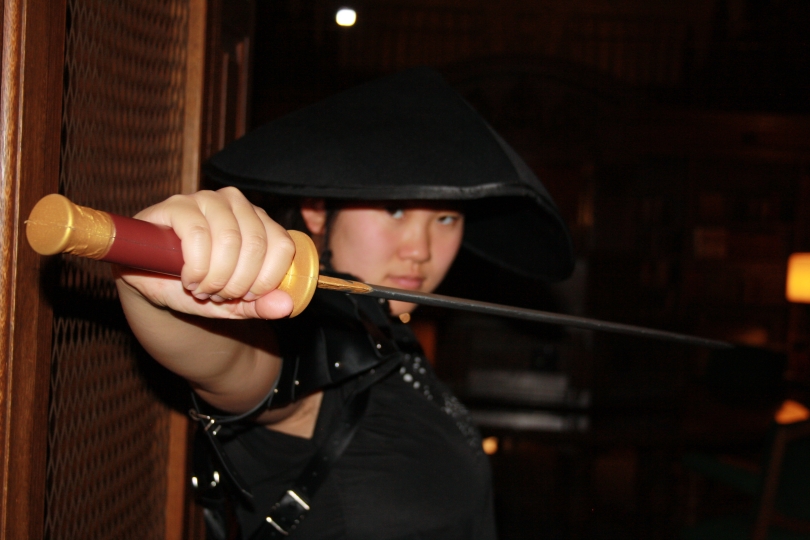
[203,67,574,281]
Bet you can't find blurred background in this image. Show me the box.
[244,2,810,538]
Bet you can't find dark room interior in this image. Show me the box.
[245,1,810,538]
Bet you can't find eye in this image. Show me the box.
[437,213,461,225]
[386,208,405,219]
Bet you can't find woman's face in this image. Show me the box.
[315,203,464,316]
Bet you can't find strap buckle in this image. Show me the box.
[265,490,311,536]
[188,409,221,434]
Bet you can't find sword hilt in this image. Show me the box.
[25,194,320,317]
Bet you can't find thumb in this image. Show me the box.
[251,289,295,319]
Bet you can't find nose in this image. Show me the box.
[398,221,431,264]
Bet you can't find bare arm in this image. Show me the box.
[114,187,296,414]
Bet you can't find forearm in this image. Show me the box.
[117,279,281,414]
[108,188,297,414]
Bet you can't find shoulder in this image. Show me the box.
[269,285,408,407]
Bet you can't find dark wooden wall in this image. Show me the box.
[245,2,810,538]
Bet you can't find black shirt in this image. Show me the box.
[212,291,497,540]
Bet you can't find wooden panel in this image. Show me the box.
[181,0,208,197]
[166,2,208,539]
[0,0,66,538]
[45,1,191,538]
[200,0,255,163]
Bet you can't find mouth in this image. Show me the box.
[386,275,425,290]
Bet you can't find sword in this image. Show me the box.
[26,194,731,349]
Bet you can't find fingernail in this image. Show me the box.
[210,295,225,303]
[193,292,210,301]
[244,292,257,301]
[186,282,199,291]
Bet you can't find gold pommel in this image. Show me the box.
[277,231,320,317]
[26,194,115,259]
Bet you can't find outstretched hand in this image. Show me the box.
[115,187,296,320]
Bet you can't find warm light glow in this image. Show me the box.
[775,399,810,425]
[786,253,810,303]
[482,436,499,455]
[336,8,356,27]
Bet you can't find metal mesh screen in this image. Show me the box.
[45,1,190,538]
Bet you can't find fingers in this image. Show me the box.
[117,264,294,321]
[128,187,299,318]
[195,187,297,302]
[192,190,254,300]
[134,193,215,291]
[245,208,296,301]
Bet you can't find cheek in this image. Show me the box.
[329,214,396,281]
[427,227,464,284]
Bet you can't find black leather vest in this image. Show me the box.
[270,279,421,407]
[190,273,425,533]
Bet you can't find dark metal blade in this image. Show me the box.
[365,284,733,350]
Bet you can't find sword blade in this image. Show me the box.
[317,276,732,349]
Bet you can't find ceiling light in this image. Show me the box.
[336,8,356,27]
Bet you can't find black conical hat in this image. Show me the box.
[203,67,574,281]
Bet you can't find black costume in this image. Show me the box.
[212,288,496,539]
[192,68,574,539]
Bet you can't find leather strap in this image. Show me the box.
[254,360,399,539]
[188,374,282,501]
[271,288,400,406]
[188,289,399,502]
[190,286,413,537]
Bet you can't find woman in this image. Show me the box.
[115,68,573,539]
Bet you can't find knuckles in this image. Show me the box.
[217,186,244,199]
[215,227,244,251]
[141,187,299,301]
[268,232,296,265]
[240,232,269,260]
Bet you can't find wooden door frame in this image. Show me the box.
[166,1,208,539]
[1,1,211,538]
[0,0,67,538]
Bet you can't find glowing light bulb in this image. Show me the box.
[336,8,356,27]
